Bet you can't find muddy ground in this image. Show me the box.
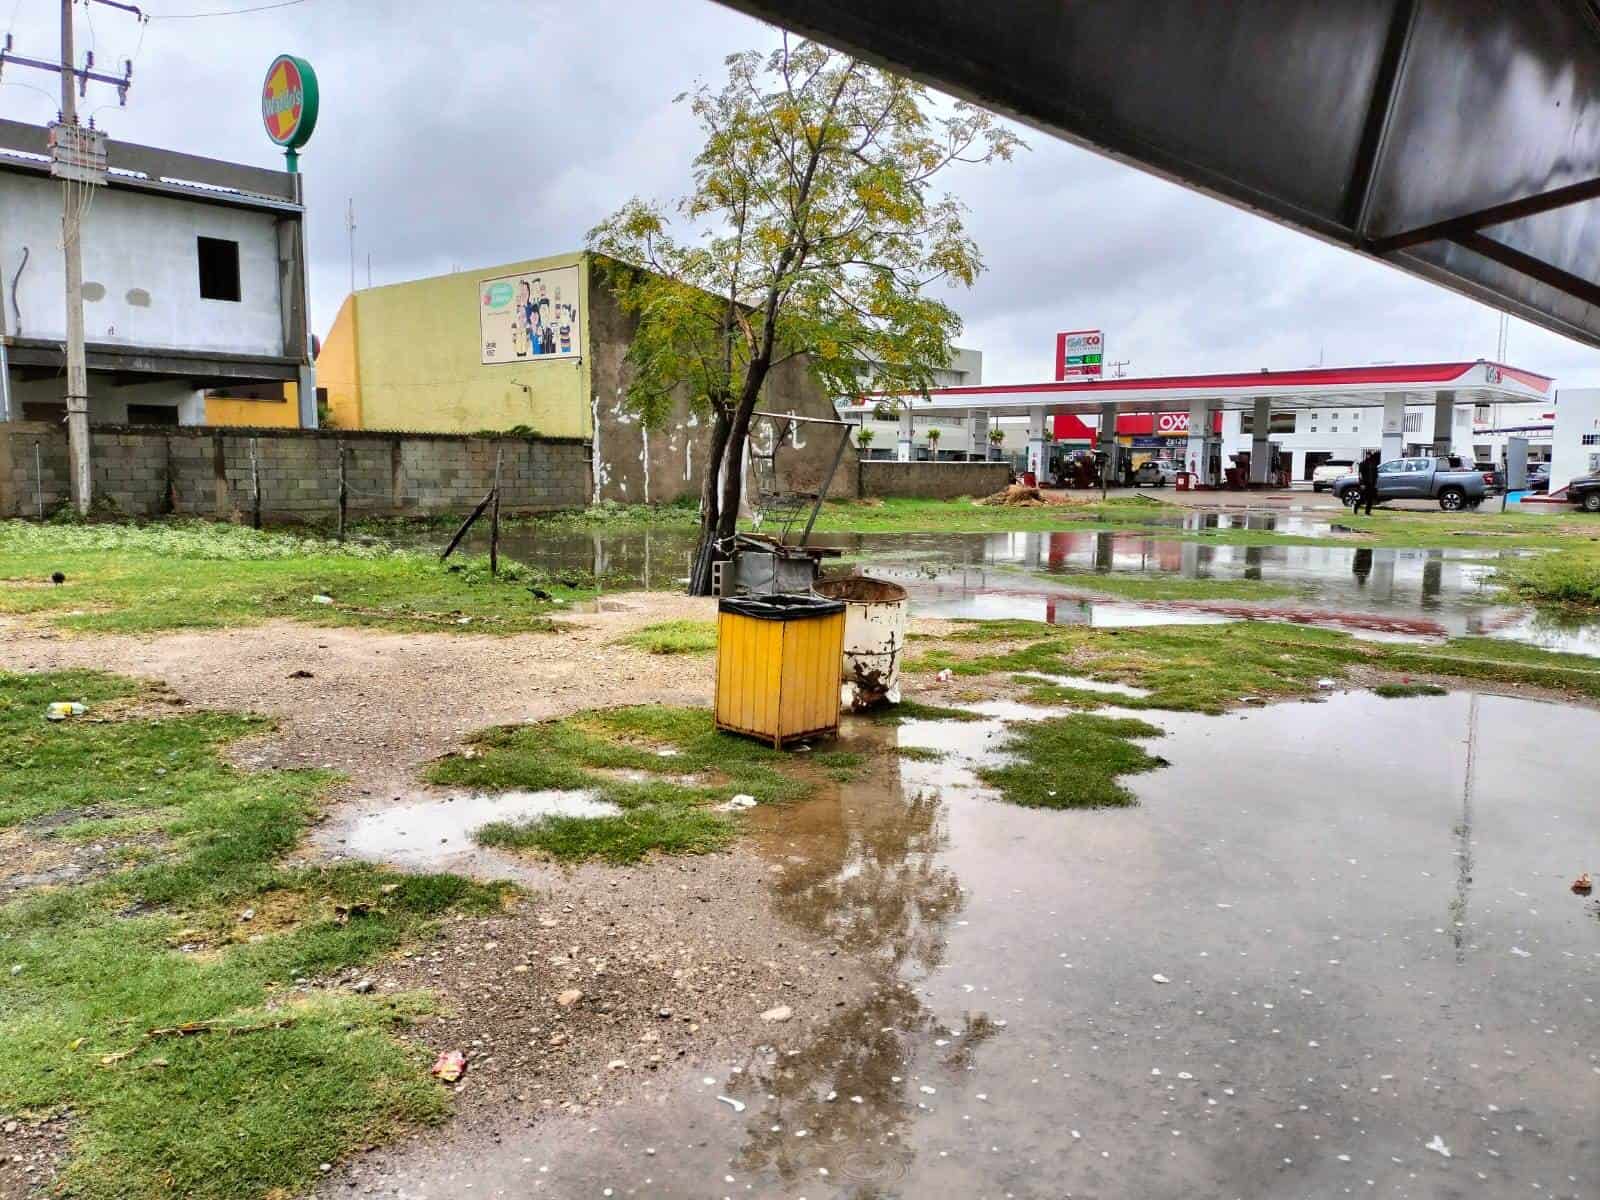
[0,596,879,1198]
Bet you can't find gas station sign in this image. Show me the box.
[1055,329,1104,380]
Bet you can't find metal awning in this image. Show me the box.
[718,0,1600,349]
[842,360,1552,421]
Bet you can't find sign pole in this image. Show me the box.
[59,0,92,514]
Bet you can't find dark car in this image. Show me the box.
[1526,463,1550,494]
[1567,473,1600,512]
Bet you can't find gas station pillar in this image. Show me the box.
[1185,398,1216,485]
[1382,393,1406,461]
[1249,396,1272,485]
[1099,404,1117,481]
[1027,407,1048,480]
[1432,390,1455,457]
[897,407,914,462]
[969,411,990,461]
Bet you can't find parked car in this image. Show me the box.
[1475,461,1506,493]
[1333,455,1492,511]
[1525,463,1550,494]
[1310,459,1354,492]
[1565,472,1600,512]
[1134,459,1178,487]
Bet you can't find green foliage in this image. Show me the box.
[0,519,575,634]
[978,714,1166,808]
[587,34,1022,541]
[429,706,812,862]
[865,698,984,724]
[0,672,507,1200]
[1495,546,1600,605]
[615,618,718,655]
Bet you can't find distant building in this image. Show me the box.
[0,118,314,428]
[315,252,854,504]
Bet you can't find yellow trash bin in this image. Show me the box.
[714,593,846,748]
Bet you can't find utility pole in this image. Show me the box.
[1,1,135,514]
[346,197,356,295]
[59,0,91,515]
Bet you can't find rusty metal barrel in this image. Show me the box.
[812,575,910,710]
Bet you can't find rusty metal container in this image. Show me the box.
[812,575,910,710]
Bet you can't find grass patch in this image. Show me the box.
[978,714,1167,808]
[1030,571,1299,603]
[813,749,866,780]
[910,619,1600,712]
[615,618,717,655]
[1372,682,1448,698]
[0,670,508,1200]
[0,519,582,634]
[894,745,946,762]
[864,699,985,724]
[428,706,813,863]
[1494,546,1600,606]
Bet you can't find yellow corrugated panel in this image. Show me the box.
[715,600,842,747]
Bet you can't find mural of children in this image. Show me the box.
[554,284,574,355]
[528,295,546,355]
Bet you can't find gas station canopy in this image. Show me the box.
[718,0,1600,350]
[843,361,1553,421]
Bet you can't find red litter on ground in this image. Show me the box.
[430,1050,467,1082]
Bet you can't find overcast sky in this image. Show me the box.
[3,0,1595,391]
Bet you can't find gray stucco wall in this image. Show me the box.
[858,460,1011,499]
[0,424,589,520]
[585,267,858,505]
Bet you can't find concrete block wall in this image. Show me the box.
[859,460,1011,500]
[0,424,591,520]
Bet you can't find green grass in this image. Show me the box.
[0,519,582,634]
[429,706,813,863]
[0,670,509,1200]
[1372,682,1448,698]
[910,619,1600,712]
[614,618,718,655]
[864,698,985,724]
[1038,571,1299,602]
[1494,546,1600,606]
[893,744,946,762]
[978,713,1167,808]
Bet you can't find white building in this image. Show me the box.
[1,117,314,427]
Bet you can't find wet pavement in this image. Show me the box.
[333,690,1599,1199]
[439,517,1600,652]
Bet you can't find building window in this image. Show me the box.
[21,401,65,422]
[1581,434,1600,446]
[126,404,180,426]
[197,237,241,302]
[1402,412,1423,433]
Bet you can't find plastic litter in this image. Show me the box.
[1572,872,1593,896]
[1424,1135,1451,1158]
[1316,678,1336,690]
[716,1095,746,1113]
[723,794,758,811]
[46,701,87,721]
[1151,974,1171,984]
[936,668,954,683]
[430,1050,467,1083]
[310,594,334,605]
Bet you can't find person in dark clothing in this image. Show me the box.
[1357,450,1380,515]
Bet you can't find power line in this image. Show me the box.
[148,0,304,18]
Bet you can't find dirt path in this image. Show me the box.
[2,596,875,1194]
[2,595,717,796]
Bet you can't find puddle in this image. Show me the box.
[327,790,619,872]
[403,516,1600,653]
[1015,671,1152,697]
[348,689,1599,1197]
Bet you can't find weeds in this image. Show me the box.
[615,619,718,655]
[0,519,577,634]
[978,714,1166,808]
[0,671,507,1200]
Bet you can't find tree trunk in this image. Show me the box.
[715,362,771,543]
[687,405,734,596]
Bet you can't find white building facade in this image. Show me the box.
[1,117,314,427]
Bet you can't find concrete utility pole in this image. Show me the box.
[60,0,92,514]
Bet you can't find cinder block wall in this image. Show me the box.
[859,460,1011,500]
[0,424,591,520]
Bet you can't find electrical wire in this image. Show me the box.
[148,0,304,18]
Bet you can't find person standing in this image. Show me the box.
[1357,450,1380,515]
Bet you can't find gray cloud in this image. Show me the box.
[2,0,1592,392]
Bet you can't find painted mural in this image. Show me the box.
[479,264,581,365]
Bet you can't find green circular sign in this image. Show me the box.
[262,55,319,151]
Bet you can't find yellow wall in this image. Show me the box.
[318,252,592,436]
[318,294,362,430]
[205,384,301,428]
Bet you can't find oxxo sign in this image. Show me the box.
[261,54,319,169]
[1055,329,1104,380]
[1155,412,1190,435]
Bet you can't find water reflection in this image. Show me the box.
[438,521,1600,653]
